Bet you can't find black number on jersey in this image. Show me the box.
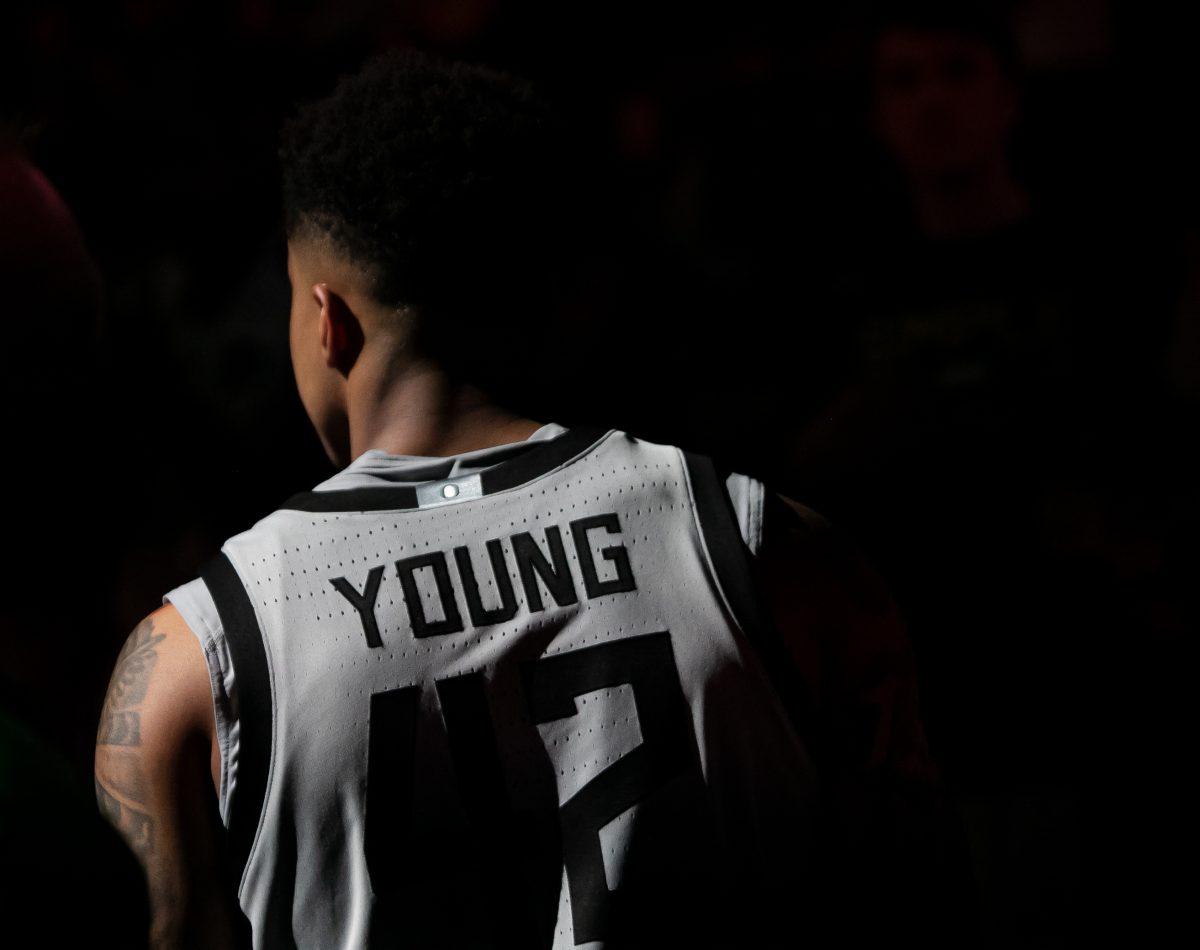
[364,631,707,946]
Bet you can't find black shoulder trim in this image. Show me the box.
[278,427,611,512]
[279,483,419,513]
[480,426,610,494]
[681,452,770,637]
[200,551,272,885]
[681,452,813,741]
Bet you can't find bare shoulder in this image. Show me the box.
[96,604,213,755]
[762,493,896,617]
[94,605,216,865]
[776,494,831,530]
[95,604,224,945]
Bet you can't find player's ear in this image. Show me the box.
[313,283,364,376]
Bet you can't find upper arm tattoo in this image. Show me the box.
[95,755,155,863]
[97,617,166,748]
[96,616,179,931]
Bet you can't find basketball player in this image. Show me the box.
[95,51,965,948]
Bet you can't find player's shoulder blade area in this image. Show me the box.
[209,426,815,948]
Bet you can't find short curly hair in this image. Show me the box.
[280,49,564,325]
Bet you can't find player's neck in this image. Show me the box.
[346,358,541,461]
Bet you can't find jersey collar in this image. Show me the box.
[279,425,611,513]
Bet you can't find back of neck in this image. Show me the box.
[347,359,541,459]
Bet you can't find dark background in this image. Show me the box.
[2,1,1194,945]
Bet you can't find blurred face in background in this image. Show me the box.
[872,28,1019,182]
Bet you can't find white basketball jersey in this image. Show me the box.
[166,424,816,948]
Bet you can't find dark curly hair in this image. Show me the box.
[280,49,566,334]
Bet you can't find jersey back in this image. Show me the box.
[174,427,815,948]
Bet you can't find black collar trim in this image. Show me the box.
[278,426,612,513]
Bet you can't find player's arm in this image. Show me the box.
[755,495,938,792]
[94,604,243,949]
[752,493,978,941]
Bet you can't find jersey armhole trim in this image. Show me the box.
[680,451,770,639]
[200,551,274,891]
[679,452,815,745]
[163,579,236,821]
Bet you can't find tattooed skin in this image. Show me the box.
[95,751,155,862]
[96,616,180,943]
[97,617,165,747]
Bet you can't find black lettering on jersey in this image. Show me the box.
[510,526,578,612]
[570,514,637,599]
[523,631,703,944]
[435,673,550,944]
[454,540,519,628]
[365,684,421,896]
[329,512,637,645]
[395,552,465,638]
[363,630,703,945]
[330,566,386,648]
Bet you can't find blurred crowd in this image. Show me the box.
[2,1,1194,945]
